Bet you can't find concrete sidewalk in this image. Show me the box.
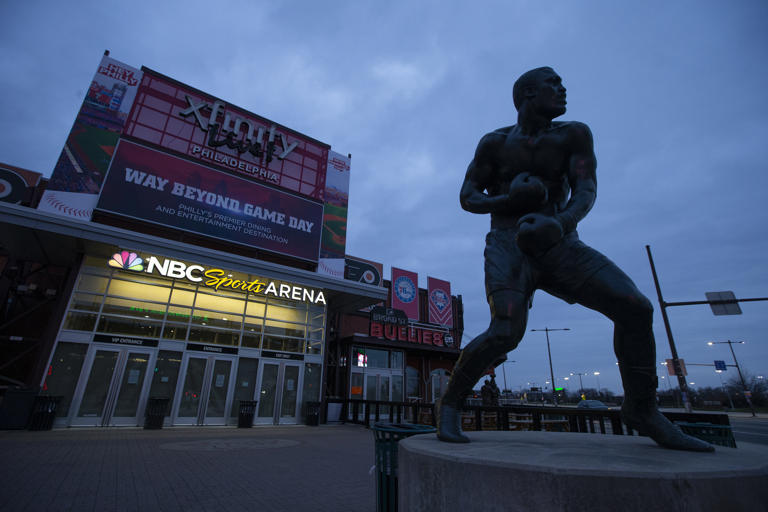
[0,424,376,512]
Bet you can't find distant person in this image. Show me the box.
[480,379,494,406]
[437,67,712,452]
[489,375,501,405]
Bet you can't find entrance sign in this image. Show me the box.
[93,334,159,347]
[97,140,323,262]
[186,344,238,355]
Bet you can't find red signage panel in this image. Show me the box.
[428,277,453,327]
[391,267,419,320]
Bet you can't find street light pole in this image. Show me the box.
[708,340,755,417]
[594,371,601,398]
[531,328,570,406]
[571,372,586,398]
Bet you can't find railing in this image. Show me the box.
[324,399,730,436]
[326,398,435,427]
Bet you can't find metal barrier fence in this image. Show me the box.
[324,399,730,436]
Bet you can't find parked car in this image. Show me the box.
[577,400,609,410]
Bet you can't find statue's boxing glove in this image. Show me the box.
[516,213,564,256]
[508,172,548,208]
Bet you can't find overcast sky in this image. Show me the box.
[1,1,766,394]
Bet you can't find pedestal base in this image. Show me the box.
[398,431,768,512]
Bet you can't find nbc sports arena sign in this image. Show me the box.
[108,250,326,305]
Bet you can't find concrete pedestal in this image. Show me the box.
[398,431,768,512]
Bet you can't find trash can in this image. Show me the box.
[676,421,736,448]
[27,396,62,431]
[305,401,320,426]
[372,422,436,512]
[238,400,258,428]
[144,397,170,430]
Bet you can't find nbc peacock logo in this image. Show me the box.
[108,251,144,272]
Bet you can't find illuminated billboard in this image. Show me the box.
[97,140,323,262]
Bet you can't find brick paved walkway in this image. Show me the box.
[0,424,376,512]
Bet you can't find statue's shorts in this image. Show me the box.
[484,229,613,303]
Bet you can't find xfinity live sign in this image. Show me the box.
[108,251,326,305]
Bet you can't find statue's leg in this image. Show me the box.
[574,264,714,452]
[437,289,529,443]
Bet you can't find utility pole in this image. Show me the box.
[531,328,569,406]
[645,246,692,412]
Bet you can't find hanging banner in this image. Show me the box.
[317,151,351,278]
[345,256,383,286]
[96,140,323,262]
[391,267,419,320]
[38,54,142,220]
[346,255,384,312]
[428,276,453,327]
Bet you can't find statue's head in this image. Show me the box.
[513,66,567,118]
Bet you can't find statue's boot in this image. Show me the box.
[620,365,714,452]
[436,398,469,443]
[436,369,474,443]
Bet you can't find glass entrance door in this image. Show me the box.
[358,371,403,402]
[254,361,302,425]
[172,354,235,425]
[71,346,154,427]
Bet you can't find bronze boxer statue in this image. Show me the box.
[438,67,712,452]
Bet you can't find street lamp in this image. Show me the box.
[593,371,601,397]
[570,372,586,398]
[707,340,755,417]
[531,327,570,406]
